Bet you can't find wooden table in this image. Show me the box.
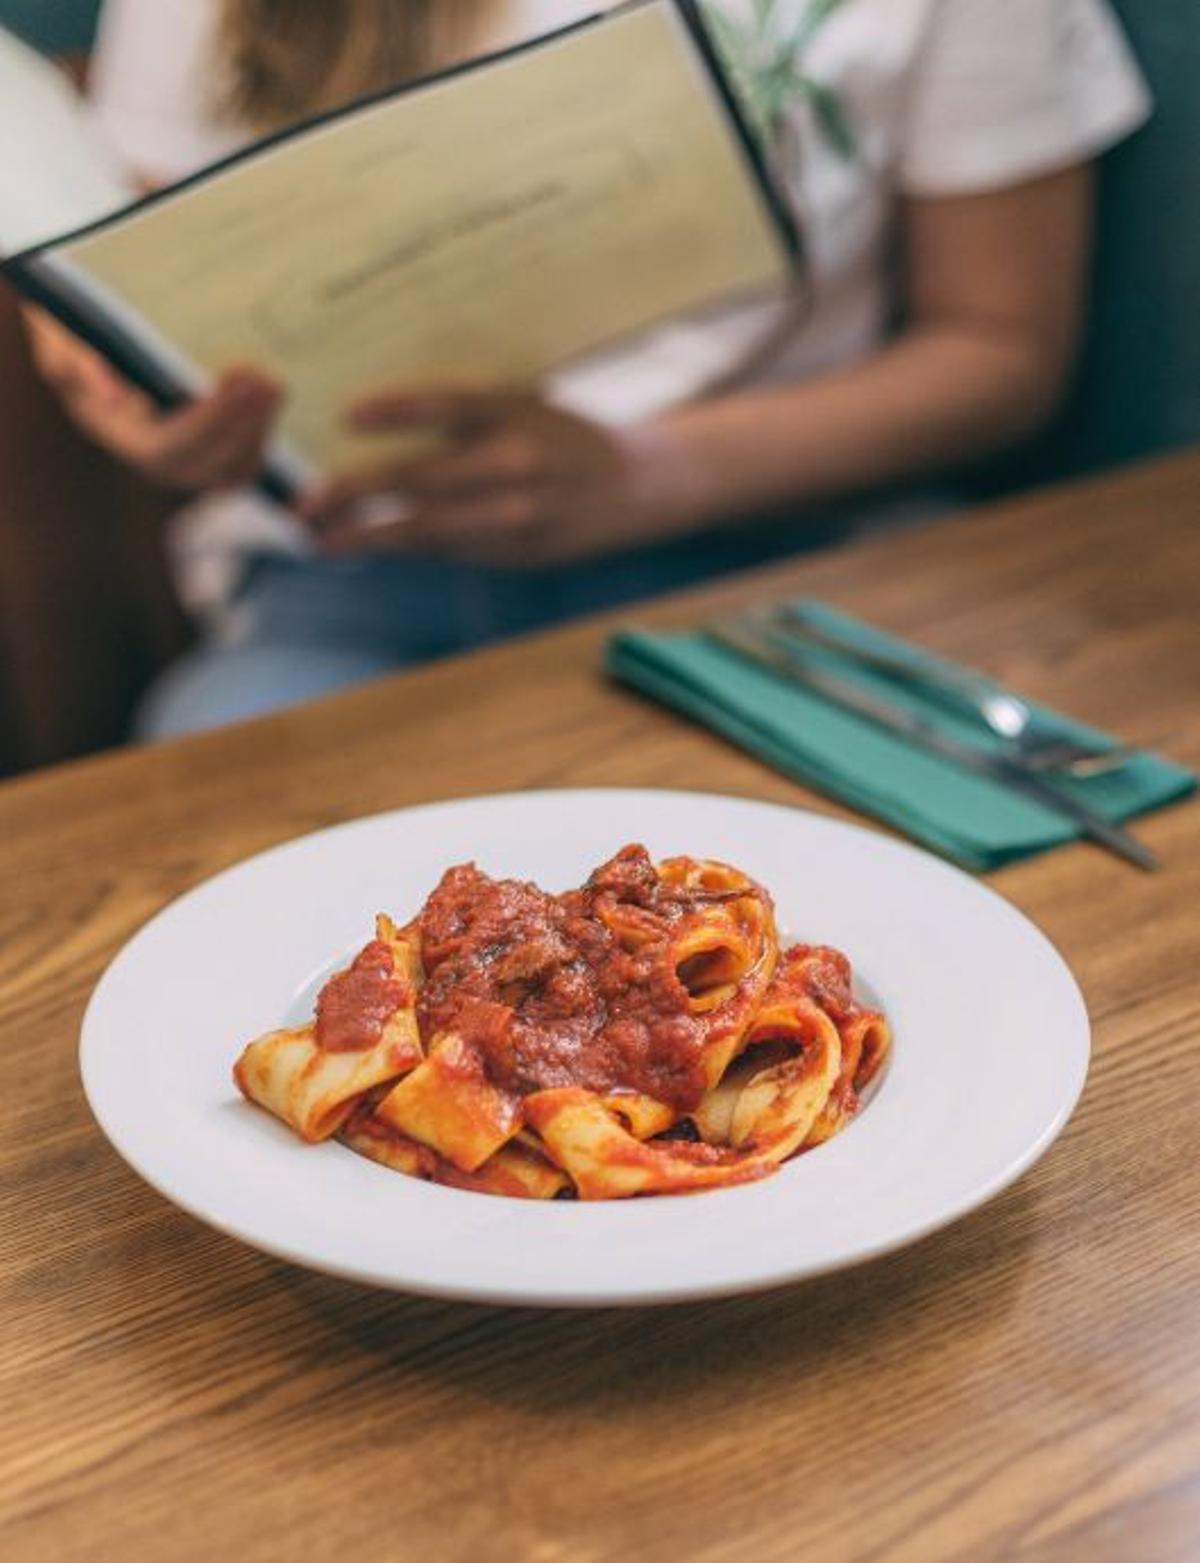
[3,452,1198,1563]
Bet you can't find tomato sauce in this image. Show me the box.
[315,939,409,1053]
[416,845,748,1112]
[776,944,855,1021]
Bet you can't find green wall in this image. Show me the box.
[1064,1,1200,468]
[0,0,102,54]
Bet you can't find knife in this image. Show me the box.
[762,603,1137,776]
[707,620,1159,871]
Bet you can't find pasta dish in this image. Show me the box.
[233,845,889,1199]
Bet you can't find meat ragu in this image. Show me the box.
[416,845,745,1111]
[233,845,890,1200]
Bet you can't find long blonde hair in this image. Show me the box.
[216,0,506,130]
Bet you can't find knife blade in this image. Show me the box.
[707,620,1159,871]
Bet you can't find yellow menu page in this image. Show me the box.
[33,1,793,480]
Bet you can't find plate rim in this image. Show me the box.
[79,787,1091,1307]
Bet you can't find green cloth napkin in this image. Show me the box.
[606,600,1196,872]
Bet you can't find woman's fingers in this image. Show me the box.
[128,370,283,488]
[402,432,543,498]
[26,309,284,489]
[301,432,543,529]
[63,372,154,444]
[26,307,142,418]
[298,464,412,531]
[302,386,628,565]
[318,489,547,563]
[407,489,543,555]
[62,345,129,411]
[348,385,533,435]
[302,384,552,527]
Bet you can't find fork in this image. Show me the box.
[760,604,1138,778]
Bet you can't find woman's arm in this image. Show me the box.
[655,163,1094,519]
[307,163,1094,564]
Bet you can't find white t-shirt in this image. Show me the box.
[0,29,131,256]
[85,0,1150,606]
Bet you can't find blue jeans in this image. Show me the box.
[133,507,901,740]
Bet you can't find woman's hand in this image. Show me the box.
[24,308,283,492]
[301,388,711,568]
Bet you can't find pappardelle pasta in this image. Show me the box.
[233,845,889,1200]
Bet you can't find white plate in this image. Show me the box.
[80,789,1089,1307]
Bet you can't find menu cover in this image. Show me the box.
[2,0,802,497]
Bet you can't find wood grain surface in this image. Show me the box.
[1,452,1198,1563]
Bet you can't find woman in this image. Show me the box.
[29,0,1150,736]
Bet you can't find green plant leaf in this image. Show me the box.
[700,5,765,128]
[799,77,858,159]
[701,0,859,163]
[699,3,752,60]
[794,0,852,53]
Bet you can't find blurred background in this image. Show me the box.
[0,0,1197,775]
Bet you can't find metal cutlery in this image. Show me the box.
[766,603,1137,778]
[707,617,1159,871]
